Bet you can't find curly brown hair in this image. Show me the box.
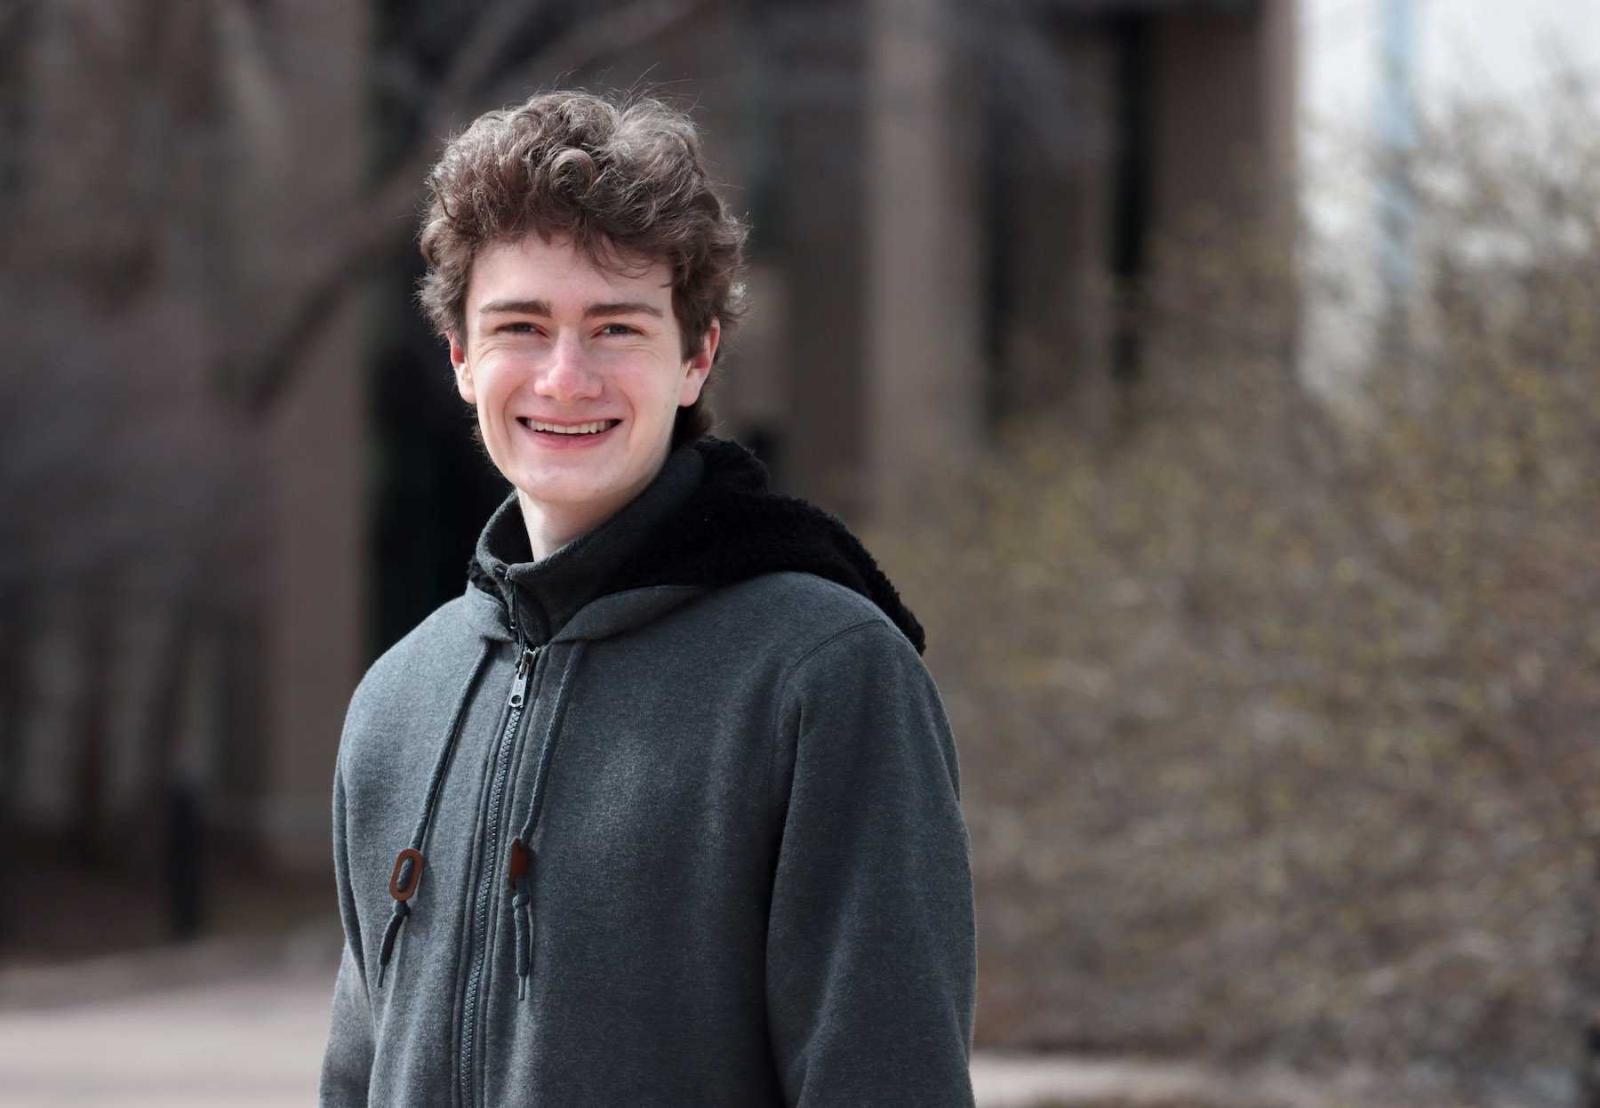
[418,90,748,444]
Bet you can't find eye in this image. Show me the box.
[499,321,539,335]
[598,322,640,337]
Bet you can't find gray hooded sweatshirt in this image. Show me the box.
[320,437,976,1106]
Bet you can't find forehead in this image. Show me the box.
[466,233,673,313]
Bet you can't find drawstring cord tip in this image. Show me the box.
[377,848,424,989]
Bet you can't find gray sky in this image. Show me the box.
[1302,0,1600,130]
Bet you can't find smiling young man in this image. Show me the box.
[453,233,717,557]
[320,91,977,1107]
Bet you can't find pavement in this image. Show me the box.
[0,971,330,1107]
[0,969,1110,1107]
[0,925,336,1108]
[0,926,1371,1108]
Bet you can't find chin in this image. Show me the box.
[495,435,666,512]
[513,472,610,506]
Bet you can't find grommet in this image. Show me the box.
[508,838,532,889]
[389,848,426,902]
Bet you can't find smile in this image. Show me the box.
[517,418,620,434]
[515,417,621,444]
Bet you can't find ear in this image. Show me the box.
[448,331,476,404]
[678,318,720,407]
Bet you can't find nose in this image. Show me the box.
[535,333,602,402]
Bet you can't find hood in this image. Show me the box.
[465,435,925,654]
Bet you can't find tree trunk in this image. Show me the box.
[140,591,201,937]
[70,598,112,865]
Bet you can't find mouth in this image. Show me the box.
[516,417,622,443]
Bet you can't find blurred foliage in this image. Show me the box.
[878,82,1600,1104]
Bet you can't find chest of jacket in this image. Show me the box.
[338,595,801,1105]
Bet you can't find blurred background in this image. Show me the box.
[3,0,1600,1104]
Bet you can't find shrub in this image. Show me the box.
[878,82,1600,1105]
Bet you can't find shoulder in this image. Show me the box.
[349,593,480,707]
[642,571,925,708]
[339,593,487,772]
[753,578,961,798]
[697,573,933,706]
[708,571,914,659]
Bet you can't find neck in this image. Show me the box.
[514,492,603,562]
[514,465,665,561]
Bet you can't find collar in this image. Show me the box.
[464,435,926,654]
[468,443,705,646]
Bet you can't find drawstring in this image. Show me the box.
[370,636,588,997]
[376,642,492,989]
[508,640,588,1001]
[510,837,533,998]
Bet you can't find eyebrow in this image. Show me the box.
[478,298,665,319]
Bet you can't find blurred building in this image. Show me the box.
[727,0,1298,519]
[4,0,1295,950]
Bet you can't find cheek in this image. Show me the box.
[472,360,519,409]
[613,364,677,411]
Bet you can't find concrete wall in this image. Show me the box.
[866,0,986,517]
[1149,0,1298,236]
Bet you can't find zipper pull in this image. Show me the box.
[508,647,534,709]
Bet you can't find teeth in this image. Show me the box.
[527,420,613,435]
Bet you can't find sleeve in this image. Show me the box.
[319,761,376,1106]
[765,621,977,1108]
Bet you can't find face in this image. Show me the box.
[450,233,717,529]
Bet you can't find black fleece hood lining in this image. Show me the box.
[468,436,926,655]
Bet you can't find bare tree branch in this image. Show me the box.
[229,0,714,417]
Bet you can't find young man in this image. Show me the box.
[320,91,977,1107]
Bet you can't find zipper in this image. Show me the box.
[458,642,536,1108]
